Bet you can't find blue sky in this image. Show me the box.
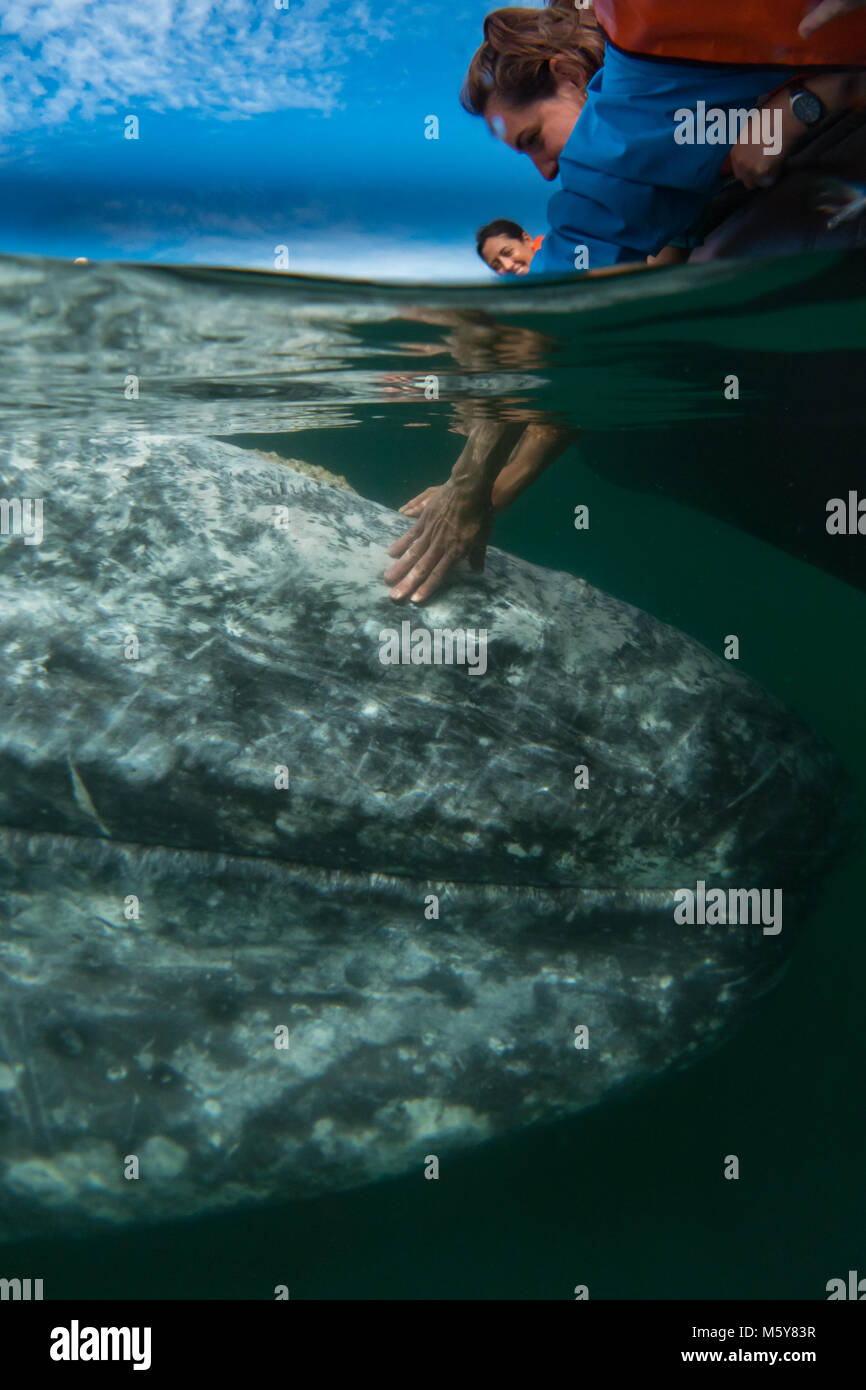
[0,0,552,280]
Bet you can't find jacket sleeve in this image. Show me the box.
[537,48,785,275]
[539,191,648,273]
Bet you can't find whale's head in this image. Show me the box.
[0,434,849,1239]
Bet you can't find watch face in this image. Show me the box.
[792,90,823,126]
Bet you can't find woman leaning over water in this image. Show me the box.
[384,0,866,603]
[461,0,866,274]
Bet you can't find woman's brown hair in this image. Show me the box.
[461,1,605,116]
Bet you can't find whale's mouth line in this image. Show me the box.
[0,824,684,901]
[0,823,552,893]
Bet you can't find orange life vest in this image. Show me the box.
[592,0,866,68]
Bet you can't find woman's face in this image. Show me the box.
[481,231,535,275]
[485,80,586,181]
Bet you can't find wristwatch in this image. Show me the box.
[789,87,824,127]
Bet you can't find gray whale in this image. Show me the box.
[0,433,847,1239]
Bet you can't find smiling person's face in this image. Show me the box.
[481,231,535,276]
[485,76,586,181]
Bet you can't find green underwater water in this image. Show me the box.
[1,250,864,1298]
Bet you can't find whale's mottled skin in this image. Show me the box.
[0,433,847,1239]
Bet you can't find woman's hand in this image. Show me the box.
[729,93,806,189]
[385,418,530,601]
[799,0,866,38]
[385,480,494,603]
[390,421,576,600]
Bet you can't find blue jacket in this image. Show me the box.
[536,46,791,274]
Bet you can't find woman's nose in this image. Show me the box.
[531,150,558,180]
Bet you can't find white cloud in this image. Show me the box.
[147,228,488,283]
[0,0,396,136]
[68,192,489,281]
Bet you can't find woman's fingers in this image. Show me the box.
[386,533,451,600]
[386,518,423,561]
[385,479,494,602]
[467,532,489,572]
[799,0,863,39]
[385,524,445,589]
[729,141,780,190]
[405,550,459,603]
